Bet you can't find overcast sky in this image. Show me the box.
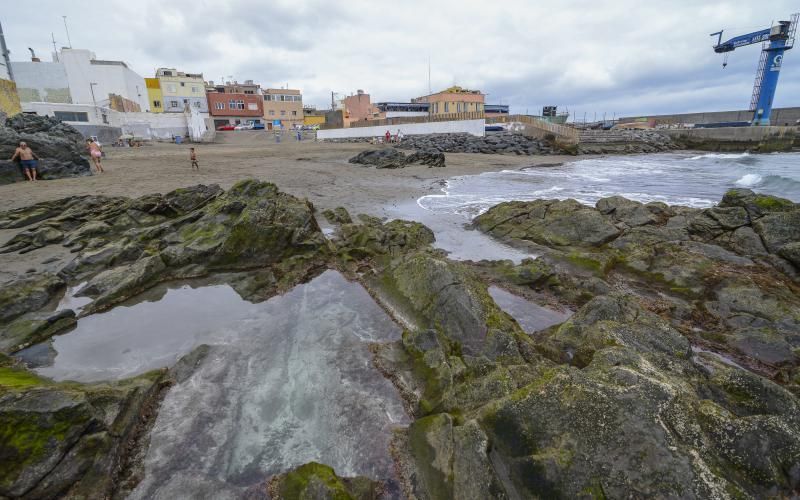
[2,0,799,119]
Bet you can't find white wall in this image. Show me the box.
[59,49,149,111]
[22,102,209,141]
[317,119,485,140]
[11,61,71,102]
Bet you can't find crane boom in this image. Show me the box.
[710,14,798,125]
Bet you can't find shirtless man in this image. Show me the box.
[86,139,105,173]
[10,141,39,182]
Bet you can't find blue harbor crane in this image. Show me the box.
[710,13,798,125]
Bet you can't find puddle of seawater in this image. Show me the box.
[52,269,411,498]
[387,199,532,263]
[489,286,572,334]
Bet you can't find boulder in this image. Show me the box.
[474,199,621,247]
[0,115,92,184]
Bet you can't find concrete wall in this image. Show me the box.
[620,107,800,126]
[317,119,485,139]
[385,111,429,118]
[0,78,21,116]
[11,61,71,103]
[662,126,797,152]
[22,102,209,141]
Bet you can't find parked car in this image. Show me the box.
[234,123,253,130]
[251,122,265,130]
[217,124,235,131]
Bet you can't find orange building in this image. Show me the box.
[413,86,484,116]
[342,90,380,126]
[262,88,303,129]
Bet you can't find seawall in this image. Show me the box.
[662,126,798,152]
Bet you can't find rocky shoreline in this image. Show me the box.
[325,130,679,156]
[1,180,799,498]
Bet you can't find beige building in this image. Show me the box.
[413,86,484,116]
[263,88,303,129]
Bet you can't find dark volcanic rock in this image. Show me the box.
[0,114,92,184]
[348,147,446,168]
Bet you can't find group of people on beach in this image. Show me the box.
[10,138,105,182]
[384,129,404,144]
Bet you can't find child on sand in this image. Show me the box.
[190,147,199,170]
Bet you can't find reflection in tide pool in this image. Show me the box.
[20,270,408,497]
[489,286,572,334]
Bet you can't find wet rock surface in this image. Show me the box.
[0,114,92,184]
[349,148,446,168]
[3,180,800,499]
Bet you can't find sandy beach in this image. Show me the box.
[0,132,577,216]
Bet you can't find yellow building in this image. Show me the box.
[303,107,326,127]
[0,78,21,117]
[145,78,163,113]
[413,86,484,116]
[154,68,208,113]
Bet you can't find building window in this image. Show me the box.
[244,90,254,94]
[215,102,225,110]
[236,99,244,110]
[291,110,297,116]
[247,102,258,111]
[170,100,179,108]
[180,82,185,87]
[194,101,201,108]
[280,110,286,116]
[53,111,89,122]
[444,102,449,113]
[191,86,199,93]
[264,95,272,101]
[153,100,161,108]
[269,110,275,116]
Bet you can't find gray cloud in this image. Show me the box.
[2,0,798,117]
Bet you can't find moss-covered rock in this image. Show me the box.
[268,462,383,500]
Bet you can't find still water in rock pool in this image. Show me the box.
[18,270,408,496]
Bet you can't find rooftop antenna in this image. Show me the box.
[51,33,58,61]
[427,55,431,95]
[62,16,72,48]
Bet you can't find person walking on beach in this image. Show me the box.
[11,141,39,182]
[385,130,391,143]
[190,147,199,170]
[86,139,104,173]
[396,129,403,144]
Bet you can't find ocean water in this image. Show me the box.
[418,152,800,219]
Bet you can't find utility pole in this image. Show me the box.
[428,55,431,95]
[62,16,72,48]
[0,20,13,81]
